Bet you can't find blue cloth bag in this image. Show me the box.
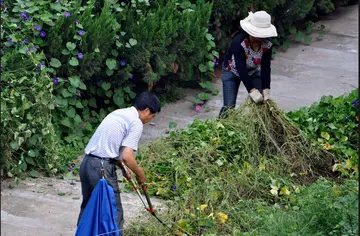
[75,179,120,236]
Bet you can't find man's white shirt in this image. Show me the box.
[84,106,143,159]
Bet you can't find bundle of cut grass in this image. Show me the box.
[224,98,335,178]
[125,99,337,235]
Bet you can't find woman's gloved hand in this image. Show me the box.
[263,89,270,101]
[249,89,263,103]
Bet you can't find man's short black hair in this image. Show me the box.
[134,91,161,114]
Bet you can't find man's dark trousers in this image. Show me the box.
[77,154,124,233]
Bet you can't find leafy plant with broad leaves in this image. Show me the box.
[287,89,359,179]
[1,1,60,180]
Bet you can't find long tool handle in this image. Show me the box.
[141,184,155,214]
[120,161,183,233]
[119,161,147,208]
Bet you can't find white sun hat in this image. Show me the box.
[240,11,278,38]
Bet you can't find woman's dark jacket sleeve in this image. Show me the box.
[261,46,272,89]
[232,43,254,93]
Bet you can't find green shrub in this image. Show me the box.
[119,0,215,85]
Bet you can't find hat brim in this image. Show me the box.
[240,20,278,38]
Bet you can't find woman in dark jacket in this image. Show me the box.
[219,11,278,118]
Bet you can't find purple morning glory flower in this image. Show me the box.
[26,49,31,54]
[120,60,127,67]
[77,52,83,59]
[74,19,79,24]
[8,38,12,43]
[68,167,72,172]
[70,163,75,168]
[213,57,217,63]
[171,185,176,191]
[21,12,30,20]
[53,77,59,85]
[78,30,85,36]
[36,63,45,69]
[31,46,37,51]
[0,66,3,71]
[23,38,28,44]
[56,0,61,2]
[215,61,220,67]
[64,12,70,17]
[195,105,202,112]
[352,99,359,107]
[129,74,134,80]
[40,31,46,37]
[34,25,42,31]
[345,117,350,122]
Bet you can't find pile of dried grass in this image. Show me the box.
[224,98,335,179]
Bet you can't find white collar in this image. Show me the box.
[130,106,139,118]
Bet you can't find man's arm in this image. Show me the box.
[121,147,146,184]
[120,121,145,184]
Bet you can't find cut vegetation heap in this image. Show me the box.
[125,98,345,235]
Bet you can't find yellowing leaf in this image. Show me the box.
[259,162,265,171]
[332,164,341,172]
[270,189,278,195]
[211,137,219,144]
[346,159,352,169]
[322,143,332,150]
[243,161,251,170]
[217,212,228,223]
[208,213,214,219]
[200,204,208,211]
[344,136,349,141]
[216,122,224,129]
[270,185,279,195]
[177,219,187,228]
[356,116,359,121]
[333,185,341,196]
[320,132,330,141]
[295,187,300,193]
[280,187,291,196]
[156,187,163,195]
[175,231,183,236]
